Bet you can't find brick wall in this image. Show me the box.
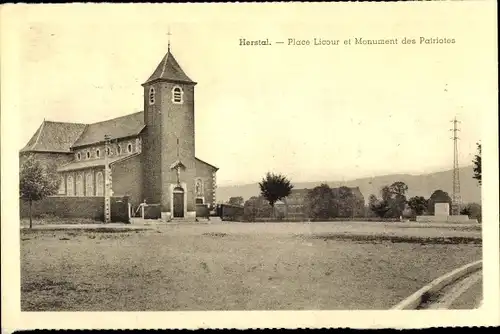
[142,82,164,206]
[111,155,143,206]
[19,196,129,222]
[195,159,216,207]
[159,82,197,212]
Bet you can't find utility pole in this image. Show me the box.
[104,134,111,223]
[450,117,462,215]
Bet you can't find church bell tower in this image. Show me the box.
[141,44,197,219]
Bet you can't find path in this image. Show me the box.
[418,270,483,309]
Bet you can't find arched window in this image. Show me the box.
[172,86,183,104]
[96,172,104,196]
[77,152,81,161]
[85,172,94,196]
[75,174,84,196]
[86,151,91,159]
[58,175,65,194]
[149,87,155,105]
[66,175,74,196]
[127,143,132,153]
[96,149,100,158]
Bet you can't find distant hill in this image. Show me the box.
[217,166,481,204]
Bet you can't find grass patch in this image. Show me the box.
[311,234,482,245]
[203,232,228,238]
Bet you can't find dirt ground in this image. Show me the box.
[21,222,482,311]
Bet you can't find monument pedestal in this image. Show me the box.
[416,215,475,223]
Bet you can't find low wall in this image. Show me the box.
[143,204,161,219]
[217,204,244,221]
[20,196,130,223]
[196,204,209,218]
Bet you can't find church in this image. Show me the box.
[20,45,218,220]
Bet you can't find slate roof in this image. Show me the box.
[20,121,87,153]
[71,111,145,148]
[143,50,195,85]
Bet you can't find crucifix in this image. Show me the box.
[175,166,181,185]
[175,137,181,185]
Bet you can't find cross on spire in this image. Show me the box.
[167,27,172,52]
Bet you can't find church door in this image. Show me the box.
[173,187,184,218]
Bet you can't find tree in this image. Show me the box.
[243,196,272,221]
[305,184,337,220]
[382,182,408,218]
[259,172,294,217]
[473,142,481,185]
[227,196,244,206]
[407,196,428,216]
[460,203,482,223]
[368,194,390,218]
[427,190,452,215]
[337,186,355,218]
[19,156,60,228]
[368,181,408,219]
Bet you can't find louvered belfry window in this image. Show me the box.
[172,86,183,104]
[149,87,155,105]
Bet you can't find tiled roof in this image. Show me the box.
[20,121,87,153]
[71,111,145,148]
[57,153,139,172]
[143,50,195,85]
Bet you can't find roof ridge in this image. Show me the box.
[159,52,169,78]
[88,111,144,125]
[31,121,46,150]
[43,120,87,125]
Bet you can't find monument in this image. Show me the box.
[416,202,475,223]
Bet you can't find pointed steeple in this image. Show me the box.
[143,50,196,85]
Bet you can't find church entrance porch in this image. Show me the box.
[173,187,184,218]
[168,182,189,220]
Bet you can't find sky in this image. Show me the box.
[3,3,496,186]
